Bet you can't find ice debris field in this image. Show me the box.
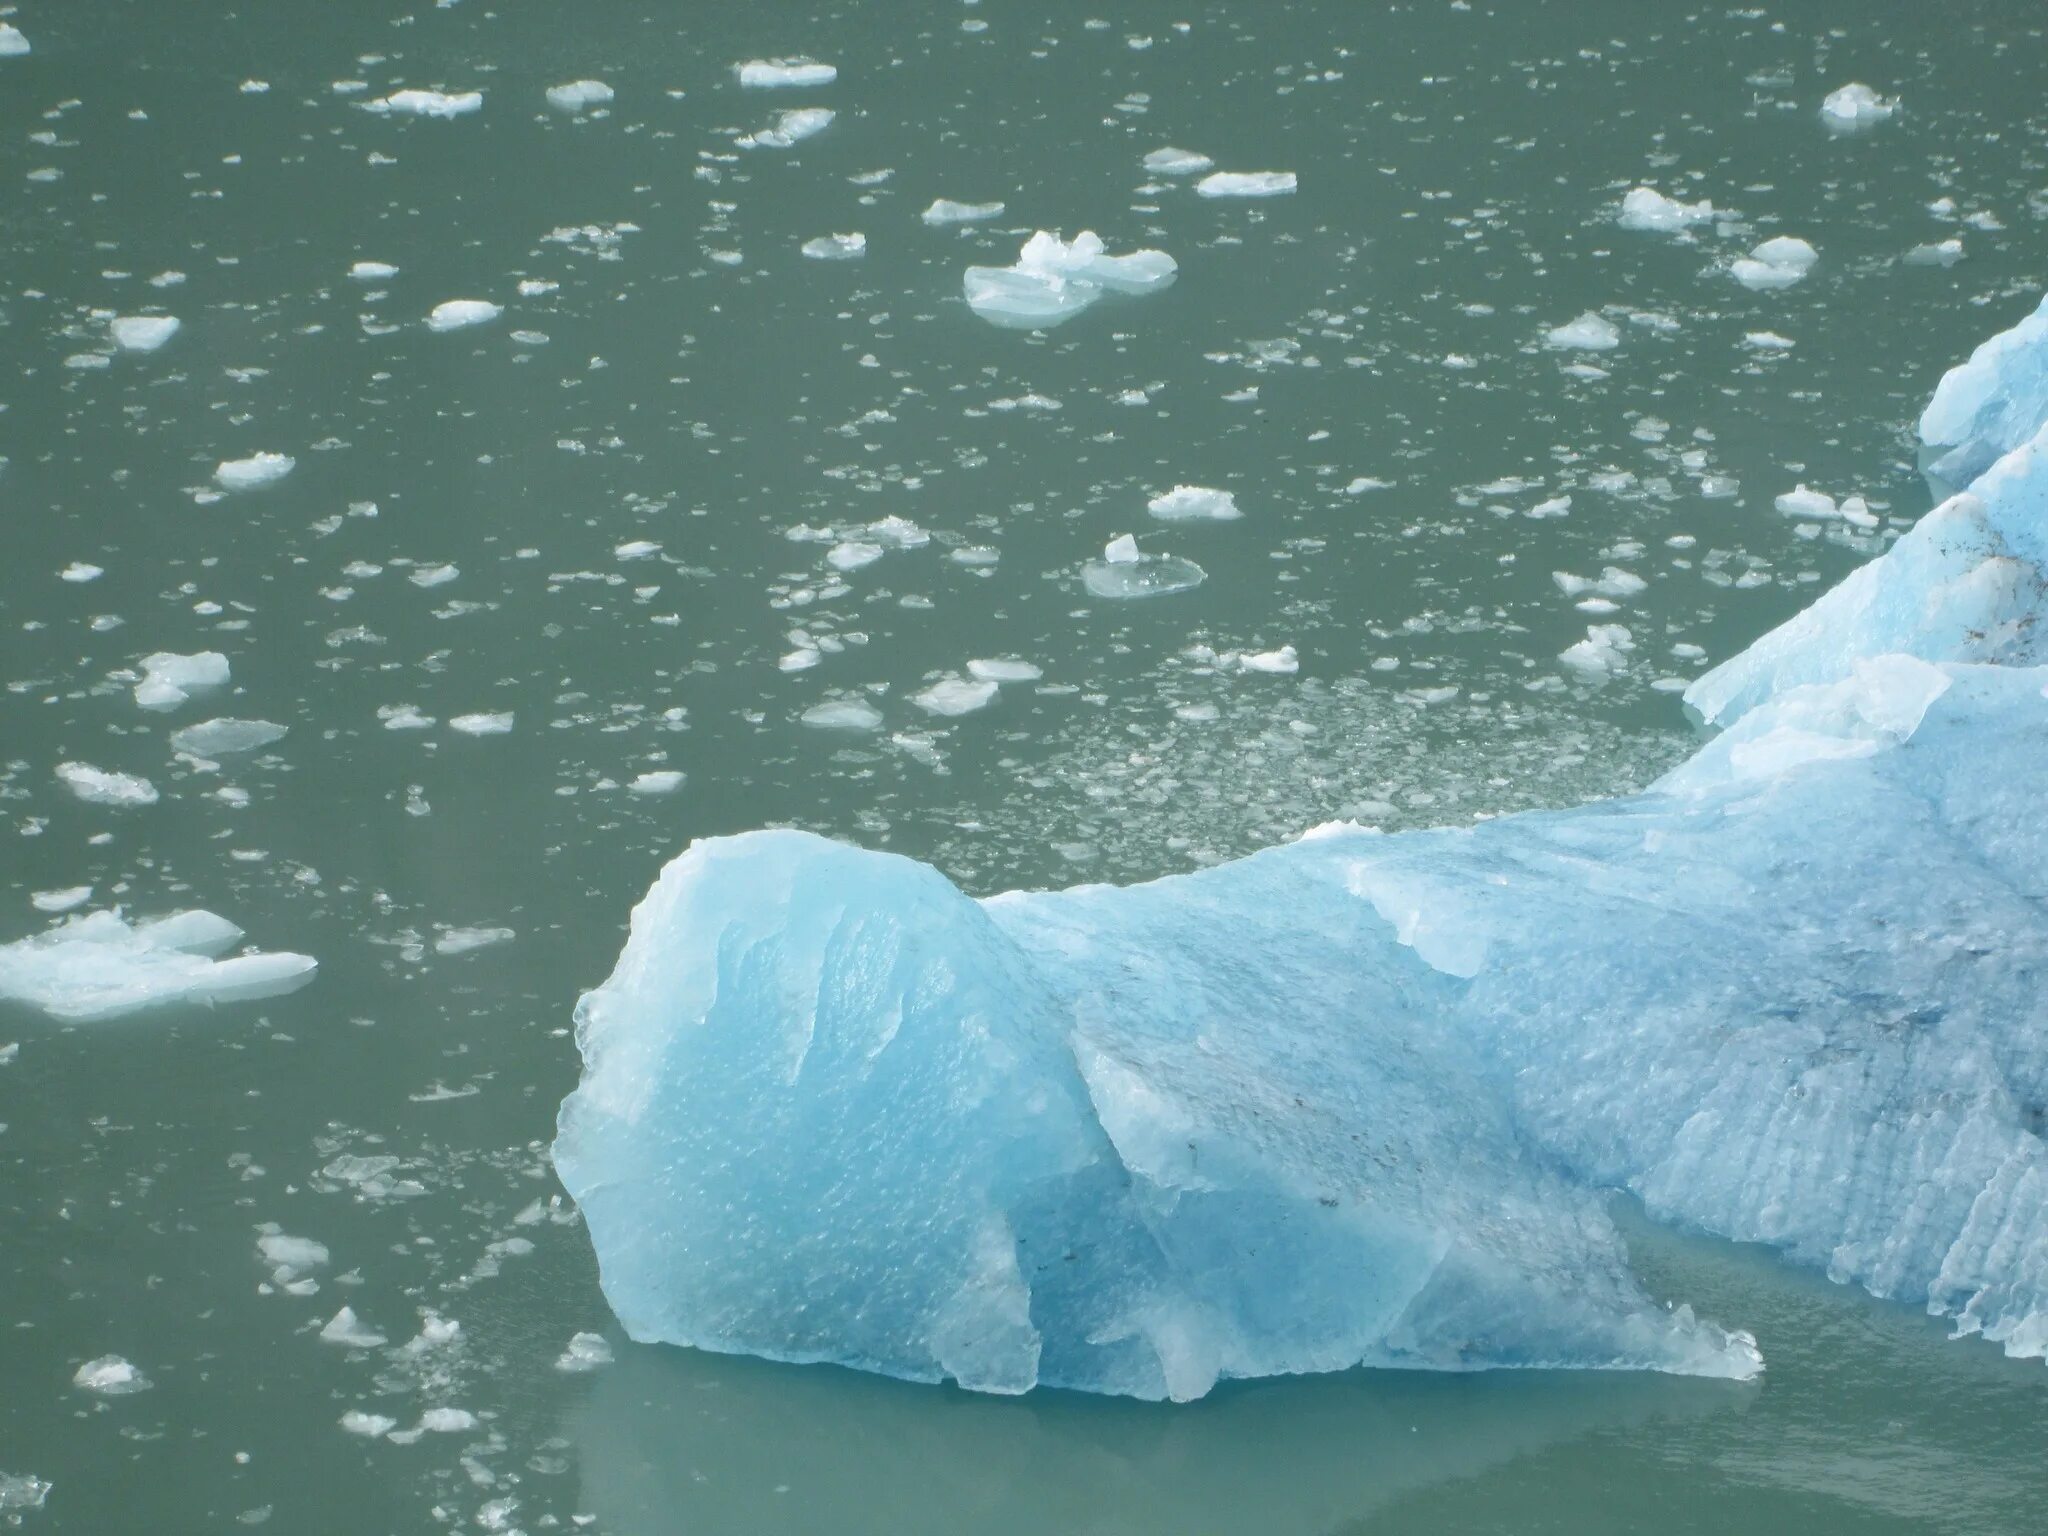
[557,295,2048,1401]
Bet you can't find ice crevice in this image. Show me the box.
[555,293,2048,1400]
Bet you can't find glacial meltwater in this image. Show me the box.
[4,1,2047,1531]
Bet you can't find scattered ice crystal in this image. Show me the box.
[0,910,315,1020]
[736,59,838,88]
[111,315,180,352]
[427,300,501,332]
[964,230,1177,329]
[1196,171,1297,198]
[215,453,296,491]
[1146,485,1242,521]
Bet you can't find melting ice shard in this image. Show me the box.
[557,296,2048,1399]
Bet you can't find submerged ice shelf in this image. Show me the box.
[555,296,2048,1401]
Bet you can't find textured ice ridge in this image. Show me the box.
[557,295,2048,1399]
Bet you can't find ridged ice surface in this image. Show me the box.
[557,294,2048,1400]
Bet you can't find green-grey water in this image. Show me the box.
[3,0,2045,1529]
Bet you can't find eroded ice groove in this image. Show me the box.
[0,910,316,1021]
[557,295,2048,1399]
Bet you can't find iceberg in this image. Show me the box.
[0,909,316,1021]
[1919,292,2048,489]
[557,294,2048,1400]
[964,231,1177,329]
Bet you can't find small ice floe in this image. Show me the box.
[1821,82,1896,127]
[0,1471,50,1514]
[360,89,482,118]
[615,540,660,560]
[435,926,514,956]
[1080,534,1206,599]
[319,1307,387,1349]
[1616,186,1714,233]
[1560,623,1634,677]
[546,79,613,111]
[449,712,514,735]
[54,763,157,806]
[827,540,883,571]
[0,910,316,1020]
[1744,330,1795,350]
[1146,485,1242,521]
[1144,146,1213,176]
[1345,476,1392,494]
[913,676,998,717]
[60,562,103,582]
[0,23,30,57]
[1774,484,1839,519]
[964,230,1176,328]
[1196,170,1296,198]
[628,770,684,795]
[966,658,1042,683]
[1730,236,1818,290]
[801,232,866,260]
[31,887,93,914]
[427,299,501,331]
[735,59,837,88]
[169,718,287,756]
[1904,238,1964,268]
[377,704,434,730]
[134,651,229,711]
[921,198,1005,225]
[72,1356,150,1396]
[407,563,458,588]
[1239,644,1299,674]
[215,452,295,491]
[349,260,398,280]
[740,107,834,149]
[556,1332,614,1372]
[110,315,180,352]
[340,1411,397,1438]
[1544,312,1620,351]
[800,698,883,731]
[1554,567,1647,600]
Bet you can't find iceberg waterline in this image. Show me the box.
[555,295,2048,1400]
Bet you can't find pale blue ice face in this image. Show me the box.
[555,294,2048,1400]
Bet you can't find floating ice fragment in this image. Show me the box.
[629,770,685,795]
[0,23,28,57]
[736,59,837,88]
[31,887,93,914]
[1196,171,1296,198]
[1559,623,1634,676]
[827,540,884,571]
[416,1408,478,1433]
[340,1411,397,1438]
[111,315,180,352]
[1904,238,1965,268]
[73,1356,150,1395]
[60,562,103,583]
[965,230,1177,329]
[1146,485,1242,521]
[320,1307,388,1348]
[170,718,287,756]
[349,260,398,280]
[801,232,866,260]
[408,563,458,587]
[449,712,514,735]
[740,107,834,149]
[361,89,482,118]
[546,79,614,111]
[615,540,660,560]
[1731,237,1817,290]
[215,452,295,491]
[435,926,515,956]
[1744,330,1795,350]
[1773,484,1837,519]
[377,704,434,730]
[1082,537,1206,599]
[1821,82,1896,125]
[922,198,1006,225]
[1143,147,1214,176]
[966,658,1042,683]
[0,910,314,1020]
[0,1472,50,1513]
[427,300,501,332]
[1544,312,1620,351]
[54,763,157,806]
[914,677,999,717]
[1615,187,1715,233]
[135,651,229,711]
[800,698,883,731]
[1240,645,1299,674]
[555,1332,615,1372]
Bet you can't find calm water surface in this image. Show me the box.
[3,0,2045,1530]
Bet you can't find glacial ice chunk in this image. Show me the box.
[111,315,180,352]
[73,1356,150,1395]
[169,718,287,756]
[921,198,1005,225]
[1615,187,1714,233]
[800,232,866,260]
[1544,312,1620,351]
[428,300,501,332]
[1730,236,1818,290]
[736,59,837,88]
[0,909,316,1021]
[559,299,2048,1401]
[360,89,482,118]
[1919,293,2048,489]
[1143,147,1214,176]
[1196,171,1297,199]
[0,1471,50,1513]
[546,79,613,111]
[134,650,230,711]
[1081,536,1206,599]
[740,107,834,149]
[0,23,29,57]
[964,231,1177,329]
[1821,82,1896,126]
[913,676,998,717]
[1146,485,1242,521]
[55,762,158,806]
[215,452,295,490]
